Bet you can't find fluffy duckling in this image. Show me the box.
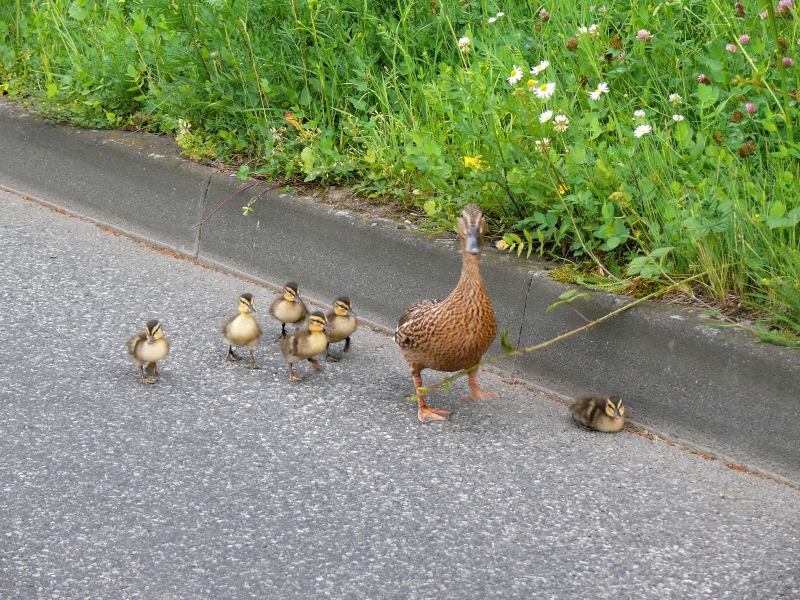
[127,319,169,384]
[221,292,262,369]
[280,311,329,382]
[395,204,497,423]
[325,297,357,362]
[269,281,308,339]
[570,396,626,433]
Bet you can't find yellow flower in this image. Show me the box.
[558,183,571,195]
[495,239,510,251]
[462,155,486,170]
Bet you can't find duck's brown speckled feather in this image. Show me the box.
[395,206,496,374]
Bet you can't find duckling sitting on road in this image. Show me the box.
[221,292,262,369]
[395,204,497,423]
[281,311,330,382]
[570,396,626,432]
[127,319,170,384]
[325,296,357,362]
[269,282,308,340]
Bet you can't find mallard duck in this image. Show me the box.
[127,319,169,384]
[395,204,497,423]
[570,396,626,432]
[325,296,357,362]
[280,311,330,381]
[221,292,262,369]
[269,281,308,339]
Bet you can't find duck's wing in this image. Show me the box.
[394,299,438,346]
[221,313,236,336]
[127,333,145,358]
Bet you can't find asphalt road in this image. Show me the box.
[1,190,798,599]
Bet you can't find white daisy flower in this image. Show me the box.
[533,82,556,99]
[496,11,505,17]
[488,16,497,24]
[672,114,685,122]
[530,60,549,75]
[534,138,551,153]
[588,82,609,101]
[507,65,524,85]
[633,124,653,138]
[457,36,471,53]
[633,109,646,120]
[539,110,554,123]
[669,93,682,105]
[553,114,569,132]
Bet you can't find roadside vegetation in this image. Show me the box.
[1,0,798,343]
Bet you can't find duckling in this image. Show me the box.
[570,396,626,433]
[281,311,329,382]
[221,292,262,369]
[269,281,308,339]
[325,296,358,362]
[127,319,169,384]
[395,204,497,423]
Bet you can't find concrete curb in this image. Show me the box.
[2,99,798,482]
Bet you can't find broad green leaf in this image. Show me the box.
[300,146,315,175]
[649,246,674,259]
[697,85,719,107]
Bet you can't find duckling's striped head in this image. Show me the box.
[458,204,487,255]
[333,297,354,316]
[239,292,256,312]
[308,310,328,332]
[145,319,164,341]
[283,282,300,302]
[604,396,625,418]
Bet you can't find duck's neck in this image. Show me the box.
[452,253,486,296]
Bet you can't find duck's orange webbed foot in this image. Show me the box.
[465,369,496,401]
[418,405,451,423]
[412,370,451,423]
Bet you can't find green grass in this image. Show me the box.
[1,0,798,339]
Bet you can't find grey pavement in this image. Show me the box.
[1,190,799,598]
[1,98,798,483]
